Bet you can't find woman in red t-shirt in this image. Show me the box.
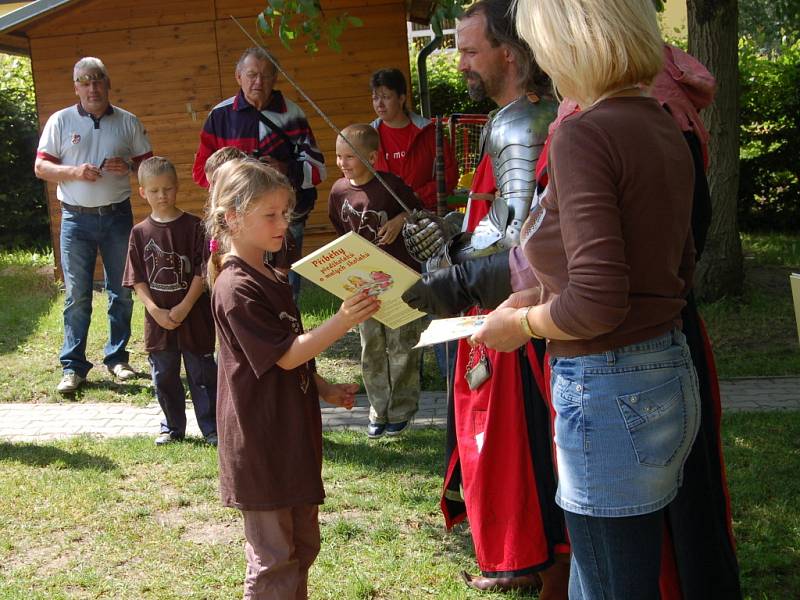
[369,68,458,211]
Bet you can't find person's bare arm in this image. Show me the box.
[276,292,379,371]
[34,158,101,183]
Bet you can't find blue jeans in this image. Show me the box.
[564,508,663,600]
[149,350,218,437]
[287,220,305,303]
[59,201,134,377]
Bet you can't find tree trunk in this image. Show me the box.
[687,0,744,301]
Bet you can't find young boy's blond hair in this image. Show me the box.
[339,124,380,155]
[138,156,178,186]
[204,146,248,184]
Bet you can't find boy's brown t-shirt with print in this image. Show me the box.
[327,171,422,271]
[123,212,214,354]
[212,257,324,510]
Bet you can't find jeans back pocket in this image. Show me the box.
[617,376,687,467]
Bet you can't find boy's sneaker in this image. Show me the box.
[108,362,136,381]
[205,433,219,447]
[154,432,183,446]
[56,372,85,394]
[385,421,409,436]
[367,422,386,439]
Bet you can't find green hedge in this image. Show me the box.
[738,38,800,232]
[0,55,48,249]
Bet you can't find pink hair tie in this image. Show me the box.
[209,238,219,254]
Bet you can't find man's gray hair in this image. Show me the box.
[235,47,278,75]
[73,57,109,81]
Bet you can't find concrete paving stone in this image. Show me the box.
[761,394,793,400]
[0,429,37,438]
[754,401,798,408]
[1,418,32,429]
[2,380,800,442]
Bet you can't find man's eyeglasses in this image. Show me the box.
[74,73,107,83]
[242,71,275,82]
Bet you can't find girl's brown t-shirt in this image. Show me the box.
[212,256,323,510]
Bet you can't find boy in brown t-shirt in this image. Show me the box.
[328,124,424,438]
[123,156,217,446]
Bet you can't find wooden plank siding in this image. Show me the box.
[25,0,411,279]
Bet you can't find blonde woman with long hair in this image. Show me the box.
[471,1,702,597]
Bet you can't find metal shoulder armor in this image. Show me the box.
[485,95,555,208]
[468,95,557,253]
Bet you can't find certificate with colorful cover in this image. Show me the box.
[291,231,426,329]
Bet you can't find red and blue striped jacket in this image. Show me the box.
[192,89,326,196]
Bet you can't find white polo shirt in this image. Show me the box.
[37,104,152,208]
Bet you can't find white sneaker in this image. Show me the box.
[56,372,85,394]
[108,363,136,381]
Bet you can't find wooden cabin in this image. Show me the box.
[0,0,434,278]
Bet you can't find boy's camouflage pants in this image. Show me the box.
[358,317,423,424]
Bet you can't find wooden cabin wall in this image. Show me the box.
[26,0,411,279]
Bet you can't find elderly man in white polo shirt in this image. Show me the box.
[35,57,153,394]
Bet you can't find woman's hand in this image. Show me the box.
[336,291,380,328]
[377,213,407,246]
[497,287,542,310]
[470,306,531,352]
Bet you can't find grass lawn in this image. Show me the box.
[0,232,798,403]
[701,233,800,378]
[0,414,798,599]
[0,250,443,404]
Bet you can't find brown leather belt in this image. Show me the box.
[61,198,129,215]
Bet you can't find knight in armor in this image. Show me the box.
[402,0,570,595]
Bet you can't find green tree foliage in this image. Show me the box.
[738,37,800,231]
[739,0,800,50]
[258,0,362,53]
[0,54,47,249]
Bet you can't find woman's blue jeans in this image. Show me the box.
[59,201,133,377]
[550,329,701,598]
[564,508,663,600]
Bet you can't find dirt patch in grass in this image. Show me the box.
[3,528,82,574]
[153,502,241,545]
[154,506,186,528]
[182,521,242,545]
[318,508,371,525]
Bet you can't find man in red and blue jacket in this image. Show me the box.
[192,47,325,298]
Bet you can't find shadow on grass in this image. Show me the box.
[0,268,59,357]
[324,429,446,477]
[0,441,118,471]
[61,379,152,402]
